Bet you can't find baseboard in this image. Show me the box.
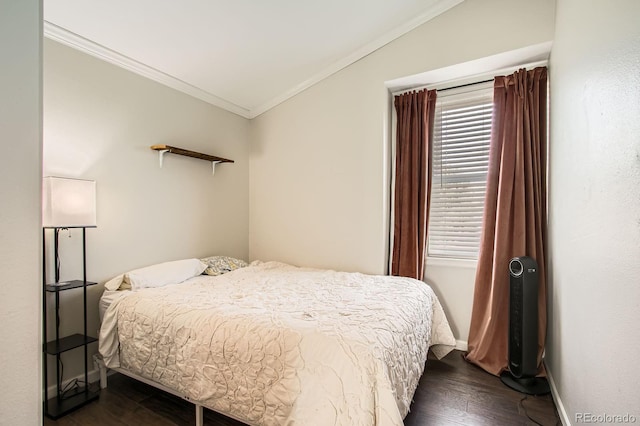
[46,367,101,398]
[455,340,468,352]
[545,361,571,426]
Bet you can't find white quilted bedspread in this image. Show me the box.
[99,261,455,425]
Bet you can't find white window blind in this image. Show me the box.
[428,86,493,260]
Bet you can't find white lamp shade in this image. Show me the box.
[43,177,97,228]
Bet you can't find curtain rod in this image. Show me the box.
[436,78,494,92]
[391,60,548,97]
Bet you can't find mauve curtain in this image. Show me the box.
[465,67,548,376]
[391,89,437,280]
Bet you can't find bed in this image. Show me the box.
[97,259,455,426]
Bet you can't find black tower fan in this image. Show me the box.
[500,256,550,395]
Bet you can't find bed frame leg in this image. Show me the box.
[93,353,108,389]
[195,404,203,426]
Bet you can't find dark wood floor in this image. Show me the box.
[44,350,560,426]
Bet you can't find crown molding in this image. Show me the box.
[43,21,252,118]
[44,0,463,120]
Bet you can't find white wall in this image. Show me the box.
[249,0,555,342]
[0,1,42,424]
[424,260,477,344]
[547,0,640,423]
[43,39,250,381]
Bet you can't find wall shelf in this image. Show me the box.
[150,144,233,175]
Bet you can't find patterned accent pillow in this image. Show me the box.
[201,256,248,276]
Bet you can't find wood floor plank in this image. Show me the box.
[44,350,560,425]
[65,399,130,426]
[119,404,182,426]
[137,390,199,426]
[44,415,80,426]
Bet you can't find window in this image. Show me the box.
[428,85,493,260]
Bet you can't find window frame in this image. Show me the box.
[426,82,494,261]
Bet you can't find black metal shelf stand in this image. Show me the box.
[42,227,99,419]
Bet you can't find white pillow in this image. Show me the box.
[104,259,206,291]
[104,274,125,291]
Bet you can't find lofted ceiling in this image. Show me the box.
[44,0,462,118]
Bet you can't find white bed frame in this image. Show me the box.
[93,354,246,426]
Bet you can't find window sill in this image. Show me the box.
[425,256,478,269]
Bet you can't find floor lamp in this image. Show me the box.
[42,176,99,418]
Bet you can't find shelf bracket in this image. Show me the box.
[212,161,222,175]
[158,149,169,168]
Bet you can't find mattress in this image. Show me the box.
[99,261,455,425]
